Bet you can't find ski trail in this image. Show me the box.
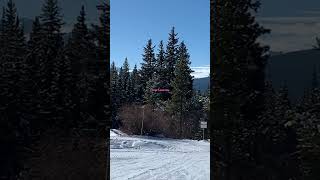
[110,129,210,180]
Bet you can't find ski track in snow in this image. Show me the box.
[110,129,210,180]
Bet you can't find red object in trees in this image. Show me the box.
[151,88,170,92]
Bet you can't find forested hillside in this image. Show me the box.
[0,0,109,179]
[111,27,209,139]
[212,0,320,179]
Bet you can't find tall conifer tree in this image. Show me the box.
[212,0,270,179]
[168,41,193,138]
[165,27,179,95]
[140,39,156,92]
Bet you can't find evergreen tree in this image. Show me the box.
[0,0,28,177]
[0,0,27,127]
[256,83,300,179]
[154,40,170,101]
[1,0,26,61]
[140,39,156,92]
[111,61,120,128]
[118,58,130,105]
[26,16,42,88]
[164,27,179,96]
[144,73,157,106]
[212,0,270,179]
[65,5,96,128]
[296,87,320,180]
[38,0,64,126]
[168,41,193,138]
[88,2,109,134]
[51,49,73,129]
[23,16,44,133]
[129,64,141,103]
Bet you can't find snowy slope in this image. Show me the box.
[110,129,210,180]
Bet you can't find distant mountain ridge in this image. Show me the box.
[193,76,209,93]
[267,49,320,101]
[190,49,320,99]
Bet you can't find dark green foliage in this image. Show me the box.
[164,27,179,98]
[65,5,96,128]
[1,0,110,178]
[84,2,109,135]
[140,39,156,91]
[167,42,194,138]
[295,88,320,180]
[112,28,207,139]
[129,64,142,103]
[212,0,273,179]
[144,75,157,105]
[111,61,120,128]
[211,0,320,179]
[153,40,169,101]
[0,0,28,177]
[37,0,65,125]
[119,58,130,104]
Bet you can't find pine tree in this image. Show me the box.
[50,49,73,129]
[65,5,96,128]
[212,0,270,179]
[144,74,157,106]
[296,87,320,179]
[129,64,141,103]
[118,58,130,105]
[26,16,42,86]
[23,16,44,133]
[256,83,300,179]
[1,0,26,61]
[111,61,120,128]
[0,0,27,126]
[38,0,64,126]
[168,41,193,138]
[88,2,109,134]
[0,0,28,177]
[28,17,42,50]
[40,0,64,36]
[165,27,179,96]
[140,39,156,92]
[154,40,170,101]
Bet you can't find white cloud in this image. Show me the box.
[127,65,210,79]
[257,16,320,52]
[191,65,210,79]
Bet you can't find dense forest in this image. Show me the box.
[111,27,210,139]
[212,0,320,179]
[0,0,109,179]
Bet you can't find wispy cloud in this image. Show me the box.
[127,65,210,79]
[191,65,210,79]
[257,16,320,52]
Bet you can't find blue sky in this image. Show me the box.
[110,0,210,78]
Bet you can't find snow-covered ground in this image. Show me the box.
[110,129,210,180]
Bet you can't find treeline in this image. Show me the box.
[0,0,109,178]
[111,27,209,139]
[213,0,320,179]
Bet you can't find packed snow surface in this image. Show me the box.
[110,129,210,180]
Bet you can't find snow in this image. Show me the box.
[110,129,127,137]
[110,129,210,180]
